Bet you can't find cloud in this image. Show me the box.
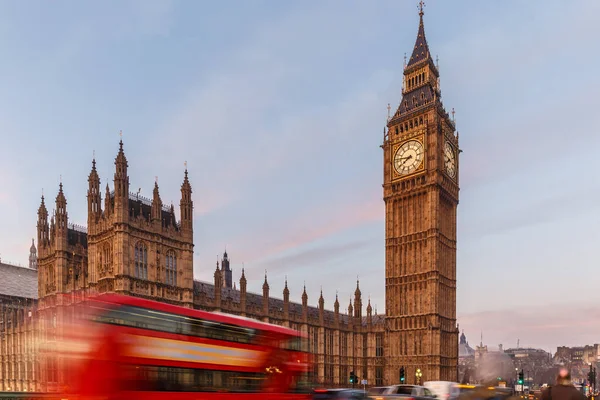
[239,195,383,264]
[256,239,371,273]
[461,185,600,239]
[458,301,600,351]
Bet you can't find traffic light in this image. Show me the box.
[400,366,405,383]
[518,370,524,385]
[350,371,357,384]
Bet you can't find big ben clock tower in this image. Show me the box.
[383,4,459,384]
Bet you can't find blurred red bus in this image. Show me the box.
[58,294,312,400]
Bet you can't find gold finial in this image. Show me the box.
[119,130,123,139]
[59,174,62,184]
[184,160,187,170]
[403,52,407,70]
[418,0,425,16]
[452,108,456,122]
[387,103,391,122]
[93,149,95,159]
[155,176,158,184]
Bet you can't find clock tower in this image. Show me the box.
[383,5,459,384]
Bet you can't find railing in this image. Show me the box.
[108,190,177,213]
[0,260,24,268]
[67,223,87,233]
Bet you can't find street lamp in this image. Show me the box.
[416,368,423,385]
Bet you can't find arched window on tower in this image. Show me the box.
[135,242,148,280]
[48,265,55,288]
[103,244,111,275]
[165,251,177,286]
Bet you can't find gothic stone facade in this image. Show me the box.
[0,9,459,392]
[0,248,39,392]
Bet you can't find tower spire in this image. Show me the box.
[407,2,433,69]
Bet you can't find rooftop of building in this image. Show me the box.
[0,261,38,299]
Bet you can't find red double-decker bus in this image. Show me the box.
[58,294,312,399]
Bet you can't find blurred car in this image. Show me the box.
[425,381,461,400]
[372,384,437,399]
[313,388,370,399]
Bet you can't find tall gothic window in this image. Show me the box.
[375,367,383,386]
[165,251,177,286]
[48,265,55,287]
[376,333,384,357]
[103,244,111,274]
[135,242,148,280]
[97,250,102,278]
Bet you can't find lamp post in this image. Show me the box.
[416,368,423,386]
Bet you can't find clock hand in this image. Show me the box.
[399,155,413,165]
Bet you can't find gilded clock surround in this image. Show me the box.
[443,141,457,179]
[392,136,426,180]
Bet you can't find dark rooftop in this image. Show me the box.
[0,262,38,299]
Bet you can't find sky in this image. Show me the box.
[0,0,599,352]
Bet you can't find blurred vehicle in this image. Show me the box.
[368,387,391,395]
[455,385,513,400]
[58,294,312,399]
[313,388,370,399]
[370,384,437,399]
[425,381,461,400]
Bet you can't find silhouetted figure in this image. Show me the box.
[541,368,586,400]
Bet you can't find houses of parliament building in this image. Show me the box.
[0,8,459,392]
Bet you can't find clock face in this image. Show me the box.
[394,140,424,176]
[444,141,456,178]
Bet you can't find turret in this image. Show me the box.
[104,184,112,217]
[221,251,232,289]
[262,271,269,318]
[318,289,324,324]
[367,296,373,327]
[334,292,340,327]
[87,157,101,224]
[37,195,49,254]
[151,180,162,224]
[55,182,68,250]
[302,284,308,322]
[348,299,354,320]
[113,137,129,222]
[49,214,55,246]
[180,166,193,239]
[354,279,362,320]
[283,278,290,319]
[29,239,37,270]
[240,268,247,315]
[213,261,222,310]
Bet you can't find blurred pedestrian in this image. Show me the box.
[540,368,586,400]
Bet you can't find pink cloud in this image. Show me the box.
[193,190,233,217]
[242,196,383,263]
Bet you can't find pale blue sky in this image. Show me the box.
[0,0,599,351]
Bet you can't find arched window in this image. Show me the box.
[97,250,102,278]
[48,265,55,286]
[103,244,111,275]
[135,242,148,280]
[166,251,177,286]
